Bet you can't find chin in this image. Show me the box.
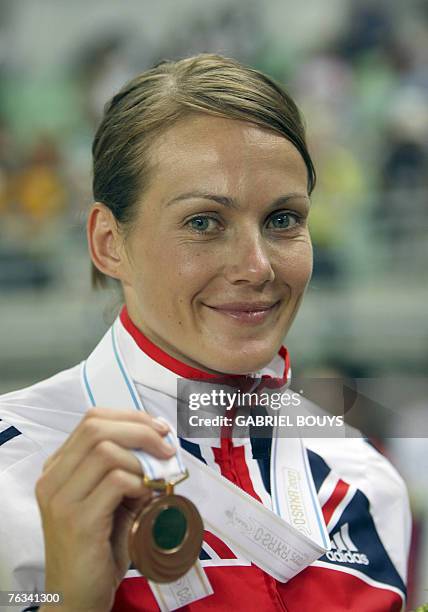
[208,344,278,375]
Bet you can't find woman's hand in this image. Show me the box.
[35,407,176,612]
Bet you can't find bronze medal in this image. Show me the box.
[129,473,204,583]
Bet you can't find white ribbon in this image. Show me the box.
[82,320,329,610]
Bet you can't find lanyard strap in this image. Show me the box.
[82,321,329,609]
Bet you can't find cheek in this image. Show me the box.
[134,241,215,304]
[276,238,313,289]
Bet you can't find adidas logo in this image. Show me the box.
[326,523,369,566]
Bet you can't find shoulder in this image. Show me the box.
[0,362,85,412]
[305,436,408,502]
[0,411,46,592]
[0,365,88,590]
[296,395,409,508]
[0,363,87,473]
[305,436,411,583]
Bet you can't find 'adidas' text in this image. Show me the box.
[326,523,369,566]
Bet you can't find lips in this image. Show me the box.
[207,301,279,311]
[203,300,281,325]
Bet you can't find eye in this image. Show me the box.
[266,211,300,230]
[186,215,220,232]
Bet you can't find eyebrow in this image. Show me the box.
[165,191,310,209]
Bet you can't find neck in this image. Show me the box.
[119,305,290,390]
[120,306,247,380]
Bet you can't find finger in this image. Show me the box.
[83,407,170,433]
[44,409,170,470]
[38,420,175,503]
[54,440,144,504]
[81,469,149,528]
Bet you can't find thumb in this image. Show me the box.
[111,492,152,576]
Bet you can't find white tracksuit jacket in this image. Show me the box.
[0,308,411,611]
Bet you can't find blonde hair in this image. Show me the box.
[91,53,316,287]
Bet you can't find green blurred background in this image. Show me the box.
[0,0,426,607]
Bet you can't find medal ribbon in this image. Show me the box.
[82,320,329,610]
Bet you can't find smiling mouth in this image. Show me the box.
[203,301,281,325]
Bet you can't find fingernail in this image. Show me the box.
[152,417,169,433]
[161,440,176,455]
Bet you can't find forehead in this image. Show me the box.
[147,114,308,196]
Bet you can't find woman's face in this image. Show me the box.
[121,114,312,375]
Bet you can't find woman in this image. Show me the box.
[0,54,410,612]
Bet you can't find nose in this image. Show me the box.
[223,229,275,286]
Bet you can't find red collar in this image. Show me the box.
[120,305,289,388]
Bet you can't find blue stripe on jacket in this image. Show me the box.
[0,426,21,447]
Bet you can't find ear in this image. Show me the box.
[87,203,129,282]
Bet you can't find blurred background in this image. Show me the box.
[0,0,426,607]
